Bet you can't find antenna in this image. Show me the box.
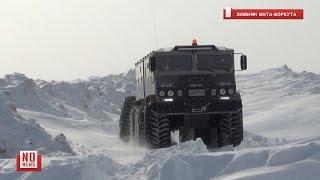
[152,1,158,50]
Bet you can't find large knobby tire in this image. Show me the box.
[145,108,171,148]
[129,105,145,145]
[230,111,243,147]
[217,114,232,147]
[119,96,136,142]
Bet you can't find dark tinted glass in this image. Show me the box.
[157,55,192,71]
[197,54,232,70]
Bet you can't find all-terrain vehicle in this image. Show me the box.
[119,40,247,149]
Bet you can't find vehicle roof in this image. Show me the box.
[156,45,233,52]
[135,45,234,66]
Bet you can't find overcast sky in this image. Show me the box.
[0,0,319,80]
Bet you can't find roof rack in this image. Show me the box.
[173,45,216,51]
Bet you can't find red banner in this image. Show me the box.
[223,8,303,20]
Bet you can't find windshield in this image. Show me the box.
[156,55,192,71]
[197,54,232,71]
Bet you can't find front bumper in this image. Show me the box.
[152,98,242,115]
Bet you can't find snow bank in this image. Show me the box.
[237,65,320,96]
[237,65,320,139]
[36,70,135,119]
[0,73,69,117]
[0,96,74,158]
[118,139,208,179]
[237,132,288,150]
[0,155,123,180]
[1,71,135,120]
[119,137,320,180]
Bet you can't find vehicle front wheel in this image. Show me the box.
[145,108,171,148]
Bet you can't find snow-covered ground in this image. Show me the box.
[0,66,320,180]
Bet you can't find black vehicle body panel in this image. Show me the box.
[134,46,241,116]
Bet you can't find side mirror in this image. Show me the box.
[150,56,156,72]
[240,55,247,70]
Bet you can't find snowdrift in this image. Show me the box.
[0,96,74,158]
[36,70,135,119]
[238,65,320,139]
[0,73,69,117]
[0,155,123,180]
[238,65,320,96]
[118,138,320,180]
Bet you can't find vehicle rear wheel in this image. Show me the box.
[230,111,243,147]
[145,108,171,148]
[119,96,136,142]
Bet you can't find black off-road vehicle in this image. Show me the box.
[119,41,247,149]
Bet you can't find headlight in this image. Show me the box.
[219,88,226,95]
[159,91,165,97]
[228,88,235,95]
[167,90,174,97]
[164,98,174,102]
[220,96,230,100]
